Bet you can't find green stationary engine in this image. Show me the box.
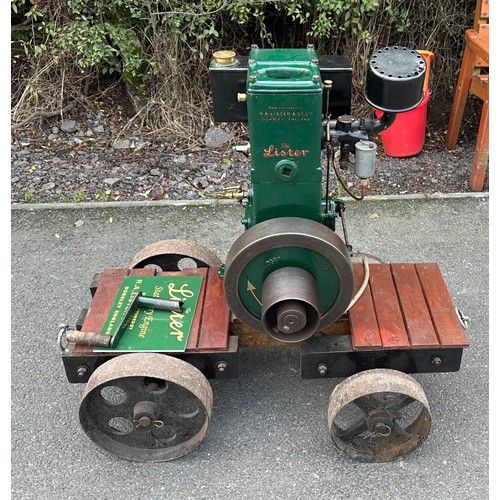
[210,45,426,343]
[243,47,326,228]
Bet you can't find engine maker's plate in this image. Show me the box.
[223,217,354,335]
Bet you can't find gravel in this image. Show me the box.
[11,116,487,206]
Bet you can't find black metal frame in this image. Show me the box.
[62,336,239,383]
[300,334,464,379]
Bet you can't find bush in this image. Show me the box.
[11,0,476,142]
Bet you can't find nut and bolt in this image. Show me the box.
[431,355,443,367]
[317,363,328,377]
[76,365,89,378]
[217,361,228,373]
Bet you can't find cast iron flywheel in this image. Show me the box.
[223,217,354,342]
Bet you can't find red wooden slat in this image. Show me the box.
[129,268,156,277]
[78,268,130,353]
[415,263,469,347]
[196,267,230,352]
[391,264,440,348]
[349,263,382,350]
[369,264,410,349]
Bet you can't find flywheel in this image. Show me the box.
[223,217,354,342]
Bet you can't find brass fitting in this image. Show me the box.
[212,50,238,66]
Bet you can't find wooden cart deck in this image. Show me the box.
[63,262,468,382]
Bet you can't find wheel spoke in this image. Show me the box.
[335,419,369,442]
[391,422,412,441]
[384,394,415,413]
[353,394,384,413]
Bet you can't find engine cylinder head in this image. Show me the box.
[261,267,320,343]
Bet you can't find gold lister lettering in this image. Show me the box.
[125,279,143,331]
[116,286,129,310]
[263,144,310,158]
[105,285,130,335]
[167,282,195,342]
[138,308,154,338]
[259,107,313,123]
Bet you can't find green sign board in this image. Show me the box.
[94,275,203,352]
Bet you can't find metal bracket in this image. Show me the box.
[456,307,471,329]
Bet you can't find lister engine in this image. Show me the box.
[210,45,426,343]
[59,44,472,465]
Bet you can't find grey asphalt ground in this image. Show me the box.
[11,194,489,500]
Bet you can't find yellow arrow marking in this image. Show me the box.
[246,279,262,306]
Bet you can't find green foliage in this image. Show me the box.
[11,0,476,141]
[23,187,32,203]
[13,0,414,82]
[72,189,87,203]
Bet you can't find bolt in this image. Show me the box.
[138,415,152,427]
[249,75,257,82]
[431,355,443,367]
[312,59,319,64]
[76,365,88,378]
[217,361,228,373]
[317,363,328,377]
[133,401,157,427]
[312,75,320,81]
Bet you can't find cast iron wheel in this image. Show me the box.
[129,240,222,271]
[327,369,431,462]
[79,353,213,462]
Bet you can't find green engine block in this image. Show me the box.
[242,47,333,229]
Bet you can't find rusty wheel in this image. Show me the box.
[327,369,431,462]
[79,353,213,462]
[129,240,222,271]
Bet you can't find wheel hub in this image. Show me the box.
[366,409,394,435]
[133,401,159,428]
